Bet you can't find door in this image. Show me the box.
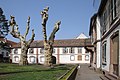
[110,31,119,76]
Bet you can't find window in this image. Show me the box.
[78,55,82,61]
[63,47,68,53]
[69,47,75,53]
[70,55,75,61]
[29,56,35,63]
[102,42,107,64]
[100,10,107,34]
[40,48,44,54]
[53,48,56,53]
[29,48,34,54]
[110,0,117,21]
[14,49,18,54]
[78,48,82,53]
[40,56,45,62]
[14,56,19,62]
[85,55,89,61]
[6,52,9,56]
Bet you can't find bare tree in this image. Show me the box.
[9,16,35,65]
[41,7,61,66]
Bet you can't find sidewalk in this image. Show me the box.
[75,64,102,80]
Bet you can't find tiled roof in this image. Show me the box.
[12,38,92,48]
[0,38,17,47]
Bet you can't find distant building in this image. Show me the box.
[76,33,88,39]
[0,38,17,62]
[11,34,92,64]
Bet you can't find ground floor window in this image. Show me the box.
[85,55,89,61]
[70,55,75,61]
[14,56,19,62]
[40,56,45,62]
[102,41,107,64]
[77,55,82,61]
[6,52,9,56]
[29,56,35,63]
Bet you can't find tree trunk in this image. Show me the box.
[44,43,53,66]
[19,44,28,65]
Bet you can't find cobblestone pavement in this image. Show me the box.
[75,64,102,80]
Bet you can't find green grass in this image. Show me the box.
[0,63,73,80]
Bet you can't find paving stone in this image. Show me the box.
[75,64,102,80]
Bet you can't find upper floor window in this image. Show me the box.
[110,0,117,21]
[29,48,34,54]
[78,48,82,53]
[14,48,18,54]
[69,47,75,53]
[100,10,107,35]
[53,48,56,53]
[40,48,44,54]
[63,47,68,53]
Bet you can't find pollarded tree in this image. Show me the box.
[41,7,61,66]
[9,16,35,65]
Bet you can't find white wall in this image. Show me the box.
[11,47,90,64]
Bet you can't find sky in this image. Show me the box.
[0,0,100,42]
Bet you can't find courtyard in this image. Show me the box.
[0,63,74,80]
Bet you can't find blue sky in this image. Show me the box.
[0,0,100,42]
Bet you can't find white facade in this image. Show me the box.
[11,46,90,64]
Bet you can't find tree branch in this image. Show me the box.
[41,7,49,43]
[49,21,61,44]
[24,16,30,38]
[9,16,20,38]
[27,29,35,47]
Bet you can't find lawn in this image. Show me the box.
[0,63,74,80]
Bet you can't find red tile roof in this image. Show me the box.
[12,38,92,48]
[0,38,17,47]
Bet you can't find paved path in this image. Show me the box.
[75,64,102,80]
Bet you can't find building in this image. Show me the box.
[0,38,17,62]
[89,13,101,70]
[89,0,120,79]
[11,34,92,64]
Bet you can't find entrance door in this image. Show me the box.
[110,31,119,76]
[52,56,56,64]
